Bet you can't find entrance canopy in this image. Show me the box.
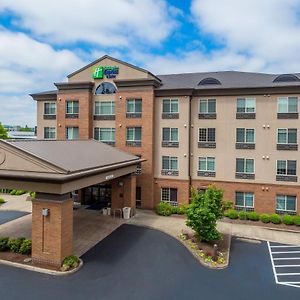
[0,139,141,194]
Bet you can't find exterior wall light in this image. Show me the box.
[42,208,49,217]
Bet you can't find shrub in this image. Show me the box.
[247,212,260,221]
[62,255,80,268]
[260,214,270,223]
[0,237,9,251]
[177,204,189,215]
[29,192,36,198]
[15,190,26,196]
[282,214,294,226]
[9,189,17,195]
[293,216,300,226]
[238,211,248,220]
[225,209,239,219]
[0,198,5,204]
[270,214,282,224]
[222,201,233,211]
[171,206,179,214]
[155,202,173,216]
[19,239,32,255]
[8,237,25,253]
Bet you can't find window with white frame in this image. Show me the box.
[94,101,115,115]
[199,128,216,142]
[44,127,56,139]
[236,128,255,143]
[277,97,298,113]
[126,127,142,142]
[162,156,178,171]
[44,102,56,115]
[276,195,296,213]
[162,128,178,142]
[199,99,216,113]
[236,158,254,174]
[94,128,115,142]
[277,129,297,144]
[235,192,254,210]
[127,99,142,113]
[198,157,215,172]
[161,188,178,206]
[237,98,256,113]
[66,127,79,140]
[277,160,296,176]
[66,100,79,114]
[162,99,178,113]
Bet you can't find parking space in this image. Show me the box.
[0,211,29,225]
[268,241,300,289]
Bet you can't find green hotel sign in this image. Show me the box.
[92,66,119,79]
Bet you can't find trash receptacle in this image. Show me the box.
[122,207,131,219]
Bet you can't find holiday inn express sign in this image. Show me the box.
[92,66,119,79]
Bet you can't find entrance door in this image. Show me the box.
[83,184,111,209]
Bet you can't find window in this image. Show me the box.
[161,188,178,206]
[44,102,56,115]
[277,129,297,144]
[162,128,178,142]
[94,128,115,142]
[136,187,142,208]
[95,101,115,115]
[126,127,141,142]
[236,128,255,143]
[237,98,256,113]
[162,99,178,113]
[127,99,142,114]
[95,82,117,94]
[66,127,79,140]
[162,156,178,171]
[276,195,296,213]
[199,99,216,113]
[136,155,142,175]
[277,160,296,176]
[236,158,254,173]
[199,128,216,142]
[66,100,79,114]
[235,192,254,210]
[198,157,215,172]
[44,127,56,139]
[278,97,298,113]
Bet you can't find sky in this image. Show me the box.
[1,0,300,126]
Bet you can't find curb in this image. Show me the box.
[0,258,83,276]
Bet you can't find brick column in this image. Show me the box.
[32,193,73,267]
[123,174,136,209]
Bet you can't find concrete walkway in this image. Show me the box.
[0,193,32,213]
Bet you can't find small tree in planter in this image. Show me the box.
[186,185,224,242]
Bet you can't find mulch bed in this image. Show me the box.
[221,217,300,232]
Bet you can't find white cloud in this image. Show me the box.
[0,0,176,47]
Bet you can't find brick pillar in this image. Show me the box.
[123,174,136,209]
[32,193,73,267]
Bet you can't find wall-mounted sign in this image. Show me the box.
[92,66,119,79]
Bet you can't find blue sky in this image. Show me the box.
[1,0,300,126]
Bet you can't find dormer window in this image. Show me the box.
[198,78,221,85]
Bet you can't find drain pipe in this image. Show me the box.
[188,95,192,199]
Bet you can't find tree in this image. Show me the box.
[0,123,8,139]
[186,185,224,242]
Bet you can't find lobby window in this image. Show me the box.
[236,128,255,149]
[198,128,216,148]
[94,128,115,146]
[277,128,298,150]
[95,82,117,94]
[44,102,56,119]
[161,187,178,206]
[66,100,79,118]
[236,158,255,179]
[44,127,56,139]
[94,101,115,120]
[126,127,142,147]
[276,195,297,214]
[199,99,216,119]
[126,99,142,118]
[277,97,298,119]
[235,192,254,211]
[136,187,142,208]
[276,160,297,182]
[162,156,178,176]
[236,98,256,119]
[162,128,179,147]
[198,157,215,177]
[66,127,79,140]
[162,99,179,119]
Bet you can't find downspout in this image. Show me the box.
[188,95,192,200]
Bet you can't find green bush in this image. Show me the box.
[222,201,234,211]
[293,216,300,226]
[15,190,26,196]
[260,214,271,223]
[171,206,179,214]
[238,211,248,220]
[19,239,32,255]
[155,202,173,216]
[282,214,294,225]
[8,237,26,253]
[9,189,17,195]
[270,214,282,224]
[247,212,260,221]
[0,237,9,251]
[225,209,239,219]
[177,204,189,215]
[0,198,5,204]
[62,255,80,268]
[29,191,36,198]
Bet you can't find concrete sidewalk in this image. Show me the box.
[0,193,32,213]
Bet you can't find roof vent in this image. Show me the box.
[198,77,221,85]
[273,74,300,83]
